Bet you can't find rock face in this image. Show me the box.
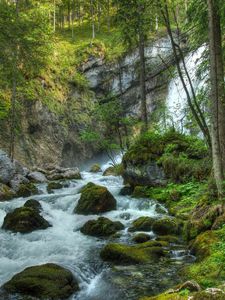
[2,206,50,233]
[3,263,79,299]
[74,182,117,215]
[128,216,155,232]
[0,150,15,184]
[100,241,167,264]
[27,171,47,183]
[80,217,124,237]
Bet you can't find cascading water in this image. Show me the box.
[0,157,194,300]
[166,45,207,131]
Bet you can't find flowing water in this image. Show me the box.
[0,157,195,299]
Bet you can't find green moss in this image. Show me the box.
[3,263,79,299]
[90,164,102,173]
[80,217,124,237]
[47,181,63,193]
[139,293,188,300]
[132,233,151,243]
[128,216,155,232]
[103,164,124,176]
[152,218,179,235]
[75,182,116,214]
[23,200,42,212]
[0,184,15,201]
[16,183,38,198]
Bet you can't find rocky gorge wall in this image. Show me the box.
[0,36,175,168]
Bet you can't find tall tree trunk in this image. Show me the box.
[138,30,148,131]
[207,0,225,197]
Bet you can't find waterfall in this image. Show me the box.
[165,45,208,131]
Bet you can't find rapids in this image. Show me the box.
[0,157,194,299]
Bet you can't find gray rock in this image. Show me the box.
[9,174,29,192]
[0,150,15,184]
[28,171,47,183]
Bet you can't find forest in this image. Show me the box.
[0,0,225,299]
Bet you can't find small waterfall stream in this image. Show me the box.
[0,157,195,299]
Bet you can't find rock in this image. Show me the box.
[0,183,15,201]
[152,217,179,235]
[128,216,155,232]
[3,263,79,299]
[100,242,167,264]
[192,289,225,300]
[0,150,15,184]
[103,167,116,176]
[9,174,30,192]
[132,233,151,243]
[2,206,51,233]
[212,213,225,230]
[24,199,42,212]
[74,182,116,215]
[176,280,201,292]
[16,183,38,198]
[80,217,124,237]
[47,181,63,193]
[13,160,29,177]
[27,171,47,183]
[119,212,131,220]
[119,185,133,196]
[189,230,218,260]
[155,203,167,214]
[155,235,179,243]
[90,164,102,173]
[46,167,82,181]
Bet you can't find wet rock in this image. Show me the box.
[152,217,179,235]
[27,171,47,183]
[9,174,30,192]
[156,235,179,244]
[74,182,116,215]
[90,164,102,173]
[119,185,133,196]
[119,212,131,220]
[2,206,50,233]
[0,150,15,184]
[16,183,38,198]
[0,184,15,201]
[100,242,167,264]
[80,217,124,237]
[176,280,201,292]
[132,233,151,243]
[128,216,155,232]
[46,167,82,181]
[24,199,42,212]
[47,181,63,193]
[3,263,79,299]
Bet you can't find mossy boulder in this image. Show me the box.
[128,216,155,232]
[100,242,167,264]
[24,199,42,212]
[103,164,124,176]
[3,263,79,299]
[2,207,51,233]
[189,230,218,260]
[47,181,63,193]
[90,164,102,173]
[0,183,15,201]
[80,217,124,237]
[16,183,38,198]
[139,293,188,300]
[74,182,116,215]
[152,218,179,235]
[132,233,151,243]
[156,235,179,244]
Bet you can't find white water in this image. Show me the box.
[166,45,207,131]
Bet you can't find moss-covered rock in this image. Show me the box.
[212,214,225,230]
[132,233,151,243]
[100,242,167,264]
[152,218,179,235]
[3,263,79,299]
[156,235,179,244]
[24,199,42,212]
[74,182,116,215]
[80,217,124,237]
[0,183,15,201]
[128,216,155,232]
[103,164,124,176]
[140,293,188,300]
[90,164,102,173]
[2,207,51,233]
[16,183,38,198]
[192,289,225,300]
[47,181,63,193]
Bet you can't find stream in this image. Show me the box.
[0,157,195,299]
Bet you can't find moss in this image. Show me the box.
[75,182,116,215]
[152,218,179,235]
[23,199,42,212]
[103,164,124,176]
[132,233,151,243]
[2,206,50,233]
[90,164,102,173]
[47,181,63,193]
[100,242,167,264]
[3,263,79,299]
[128,216,155,232]
[16,183,38,198]
[156,235,179,243]
[139,293,188,300]
[80,217,124,237]
[0,184,15,201]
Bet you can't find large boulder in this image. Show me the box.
[100,241,167,264]
[16,183,38,198]
[47,181,63,193]
[24,199,42,212]
[3,263,79,299]
[9,174,30,192]
[0,150,15,184]
[46,167,81,181]
[90,164,102,173]
[0,183,15,201]
[132,233,151,243]
[27,171,47,183]
[74,182,117,215]
[128,216,155,232]
[80,217,124,237]
[2,206,50,233]
[152,217,179,235]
